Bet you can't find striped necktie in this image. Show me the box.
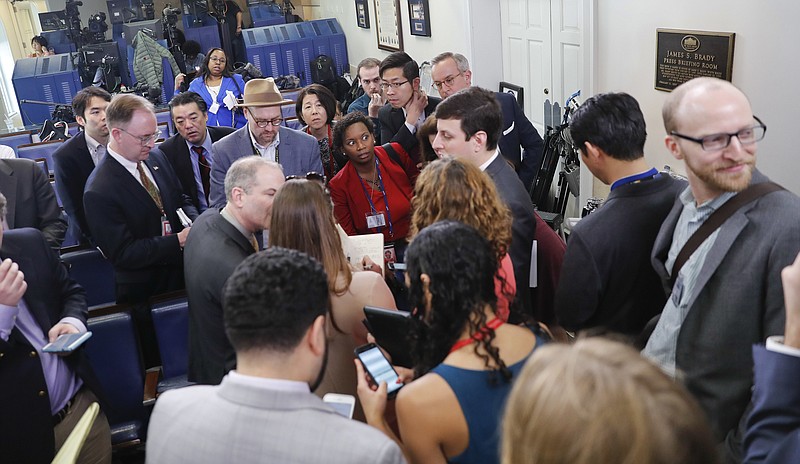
[192,146,211,204]
[137,162,164,212]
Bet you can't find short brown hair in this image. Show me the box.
[501,338,719,464]
[356,57,381,80]
[105,93,155,130]
[417,115,438,164]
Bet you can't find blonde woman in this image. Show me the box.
[501,338,719,464]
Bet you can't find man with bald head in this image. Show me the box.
[642,77,800,462]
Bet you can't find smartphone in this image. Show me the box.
[323,393,356,419]
[354,343,403,397]
[176,208,193,227]
[42,332,92,353]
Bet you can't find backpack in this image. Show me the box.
[310,55,337,86]
[340,78,364,112]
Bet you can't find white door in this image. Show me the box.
[500,0,592,132]
[500,0,594,208]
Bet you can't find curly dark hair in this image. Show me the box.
[406,220,512,383]
[331,111,375,153]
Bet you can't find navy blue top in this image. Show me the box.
[430,334,544,464]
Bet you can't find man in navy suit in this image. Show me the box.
[52,87,112,244]
[157,92,236,212]
[209,78,321,208]
[431,52,544,191]
[745,251,800,463]
[377,52,441,161]
[84,94,198,305]
[0,194,111,463]
[432,86,537,320]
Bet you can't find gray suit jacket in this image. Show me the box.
[184,208,255,384]
[485,154,537,319]
[651,170,800,456]
[145,374,406,464]
[208,124,322,207]
[0,158,66,248]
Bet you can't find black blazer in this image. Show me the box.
[184,208,256,384]
[0,158,66,248]
[495,91,545,191]
[378,97,440,161]
[485,155,537,319]
[158,126,236,210]
[83,150,199,303]
[0,228,101,463]
[52,131,96,244]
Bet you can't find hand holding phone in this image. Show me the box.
[43,331,92,353]
[355,343,403,397]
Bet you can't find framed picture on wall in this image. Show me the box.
[499,82,524,109]
[408,0,431,37]
[355,0,370,29]
[374,0,403,51]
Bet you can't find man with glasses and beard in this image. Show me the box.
[642,77,800,463]
[146,247,405,464]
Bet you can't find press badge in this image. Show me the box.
[366,212,386,229]
[161,215,172,236]
[208,101,220,114]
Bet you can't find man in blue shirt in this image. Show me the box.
[347,57,384,143]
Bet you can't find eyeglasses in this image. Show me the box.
[380,80,409,91]
[119,128,160,146]
[209,57,227,64]
[432,73,463,90]
[251,117,283,128]
[670,116,767,151]
[286,171,326,184]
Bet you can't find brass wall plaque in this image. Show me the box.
[655,28,735,92]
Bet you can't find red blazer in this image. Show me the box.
[330,143,418,242]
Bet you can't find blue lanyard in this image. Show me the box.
[357,158,394,237]
[610,168,659,191]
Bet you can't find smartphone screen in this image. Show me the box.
[355,344,403,397]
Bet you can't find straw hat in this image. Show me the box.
[237,77,292,107]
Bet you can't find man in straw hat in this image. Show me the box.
[209,77,321,208]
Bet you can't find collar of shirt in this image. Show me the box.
[220,205,255,242]
[85,133,105,165]
[227,370,311,393]
[107,146,156,187]
[249,125,281,156]
[479,149,501,172]
[184,129,214,156]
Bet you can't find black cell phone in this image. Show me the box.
[354,343,403,397]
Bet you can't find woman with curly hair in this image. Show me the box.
[410,157,516,321]
[357,221,545,464]
[270,179,397,420]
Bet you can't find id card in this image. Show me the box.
[383,245,396,264]
[366,212,386,229]
[161,215,172,236]
[209,101,220,114]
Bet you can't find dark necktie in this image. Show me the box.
[137,162,164,212]
[192,146,211,204]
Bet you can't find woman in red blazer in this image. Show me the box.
[329,112,419,251]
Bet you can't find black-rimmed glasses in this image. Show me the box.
[380,80,409,91]
[670,116,766,151]
[252,117,283,128]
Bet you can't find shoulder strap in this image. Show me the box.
[381,142,403,167]
[671,182,784,283]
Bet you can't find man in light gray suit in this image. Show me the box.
[643,77,800,463]
[146,247,406,464]
[209,78,321,207]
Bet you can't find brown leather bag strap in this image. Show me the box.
[671,182,784,284]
